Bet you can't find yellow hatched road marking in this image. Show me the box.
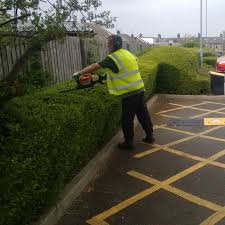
[86,102,225,225]
[128,171,222,211]
[200,207,225,225]
[170,103,225,115]
[159,114,181,119]
[86,149,225,225]
[135,125,223,159]
[155,124,225,143]
[156,102,207,115]
[158,102,225,119]
[205,101,225,106]
[86,186,161,225]
[163,146,225,169]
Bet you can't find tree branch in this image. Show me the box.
[0,7,12,12]
[0,13,31,28]
[0,31,35,38]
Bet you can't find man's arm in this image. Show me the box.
[78,63,102,75]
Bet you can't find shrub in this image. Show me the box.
[0,46,210,225]
[204,56,216,67]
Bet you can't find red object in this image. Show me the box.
[216,57,225,73]
[80,75,92,85]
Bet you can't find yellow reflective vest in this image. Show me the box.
[105,49,145,96]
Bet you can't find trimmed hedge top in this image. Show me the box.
[0,46,210,225]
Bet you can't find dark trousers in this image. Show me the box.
[121,92,153,143]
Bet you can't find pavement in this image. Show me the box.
[56,96,225,225]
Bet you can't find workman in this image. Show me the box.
[73,35,154,150]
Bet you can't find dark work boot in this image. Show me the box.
[142,134,155,144]
[118,141,134,150]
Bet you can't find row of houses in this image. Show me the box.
[84,23,224,56]
[139,33,225,56]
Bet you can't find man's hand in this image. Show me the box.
[72,72,80,79]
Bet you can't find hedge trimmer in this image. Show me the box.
[58,72,107,93]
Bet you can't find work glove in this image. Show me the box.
[72,72,80,79]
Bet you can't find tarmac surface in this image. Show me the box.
[56,96,225,225]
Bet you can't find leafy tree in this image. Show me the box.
[0,0,116,99]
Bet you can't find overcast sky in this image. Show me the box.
[100,0,225,38]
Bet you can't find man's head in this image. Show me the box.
[107,35,123,53]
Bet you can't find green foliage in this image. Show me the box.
[0,46,211,225]
[19,54,52,94]
[0,86,121,225]
[204,56,216,67]
[182,39,201,48]
[139,46,210,94]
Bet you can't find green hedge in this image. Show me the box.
[139,46,210,94]
[204,56,217,67]
[0,46,210,225]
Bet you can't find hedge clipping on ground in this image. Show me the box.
[0,46,210,225]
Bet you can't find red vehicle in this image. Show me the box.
[216,56,225,73]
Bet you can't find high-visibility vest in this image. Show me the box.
[105,49,144,96]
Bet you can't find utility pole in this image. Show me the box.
[206,0,208,38]
[200,0,203,67]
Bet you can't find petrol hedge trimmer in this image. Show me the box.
[58,73,107,93]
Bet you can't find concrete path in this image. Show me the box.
[56,96,225,225]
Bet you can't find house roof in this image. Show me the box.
[82,23,113,42]
[203,37,224,44]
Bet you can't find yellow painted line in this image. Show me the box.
[161,124,222,138]
[135,125,223,159]
[191,111,215,119]
[200,134,225,143]
[133,146,161,159]
[210,161,225,169]
[86,150,225,225]
[128,171,222,212]
[134,136,196,158]
[169,103,211,112]
[204,101,225,106]
[200,207,225,225]
[87,103,225,225]
[86,219,109,225]
[199,125,223,134]
[192,111,225,119]
[159,125,197,136]
[159,114,181,119]
[163,146,204,162]
[204,118,225,126]
[165,149,225,185]
[86,185,161,225]
[170,103,225,116]
[156,106,185,115]
[163,146,225,169]
[157,102,207,115]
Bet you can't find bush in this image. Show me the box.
[139,46,210,94]
[182,40,201,48]
[204,56,216,67]
[0,46,210,225]
[19,54,52,94]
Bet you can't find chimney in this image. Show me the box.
[81,17,86,23]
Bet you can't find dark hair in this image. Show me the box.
[108,35,123,50]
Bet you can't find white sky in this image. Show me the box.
[100,0,225,38]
